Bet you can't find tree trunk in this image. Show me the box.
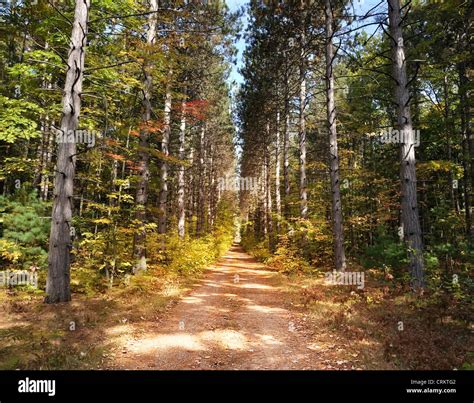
[187,146,194,234]
[275,110,281,232]
[325,0,346,271]
[388,0,425,290]
[443,74,458,212]
[33,119,46,190]
[40,122,54,201]
[45,0,90,303]
[159,73,172,235]
[283,91,290,218]
[133,0,158,272]
[265,123,273,249]
[207,143,214,229]
[299,8,308,219]
[177,94,186,239]
[197,125,206,236]
[261,166,267,238]
[458,61,474,238]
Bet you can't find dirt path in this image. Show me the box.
[109,245,324,370]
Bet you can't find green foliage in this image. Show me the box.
[0,239,22,264]
[0,190,50,270]
[0,96,43,142]
[425,241,474,304]
[158,204,235,275]
[361,228,409,280]
[240,222,271,261]
[267,234,312,274]
[74,222,135,293]
[166,234,219,274]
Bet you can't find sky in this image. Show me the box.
[225,0,248,87]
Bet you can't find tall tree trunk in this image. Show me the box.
[275,110,281,232]
[283,91,290,218]
[265,122,273,249]
[187,146,195,234]
[35,41,53,197]
[299,5,308,219]
[197,125,206,236]
[133,0,158,272]
[177,94,186,239]
[261,166,267,238]
[33,119,47,190]
[388,0,425,290]
[40,119,54,201]
[33,137,43,192]
[207,143,214,229]
[325,0,346,271]
[46,0,90,303]
[159,73,172,235]
[444,74,458,212]
[458,61,474,238]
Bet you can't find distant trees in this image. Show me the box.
[238,0,472,292]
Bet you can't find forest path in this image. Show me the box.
[109,244,324,370]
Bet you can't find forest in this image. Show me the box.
[0,0,472,372]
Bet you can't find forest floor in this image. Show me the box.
[1,245,471,370]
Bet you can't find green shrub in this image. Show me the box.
[0,190,50,270]
[267,234,312,273]
[167,235,216,274]
[361,228,409,279]
[240,226,271,261]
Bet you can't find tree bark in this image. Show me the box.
[275,110,281,231]
[283,90,290,218]
[299,7,308,219]
[265,122,273,249]
[159,72,172,235]
[197,125,206,236]
[207,142,214,229]
[388,0,425,290]
[325,0,346,271]
[40,123,54,201]
[177,93,186,239]
[187,146,195,234]
[133,0,158,272]
[444,74,458,212]
[46,0,90,303]
[458,61,474,238]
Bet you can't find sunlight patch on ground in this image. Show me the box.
[128,329,250,354]
[255,334,283,346]
[241,283,274,290]
[201,281,222,289]
[181,296,204,304]
[245,304,286,314]
[200,329,248,350]
[132,333,205,353]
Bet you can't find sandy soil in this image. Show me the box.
[109,245,324,370]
